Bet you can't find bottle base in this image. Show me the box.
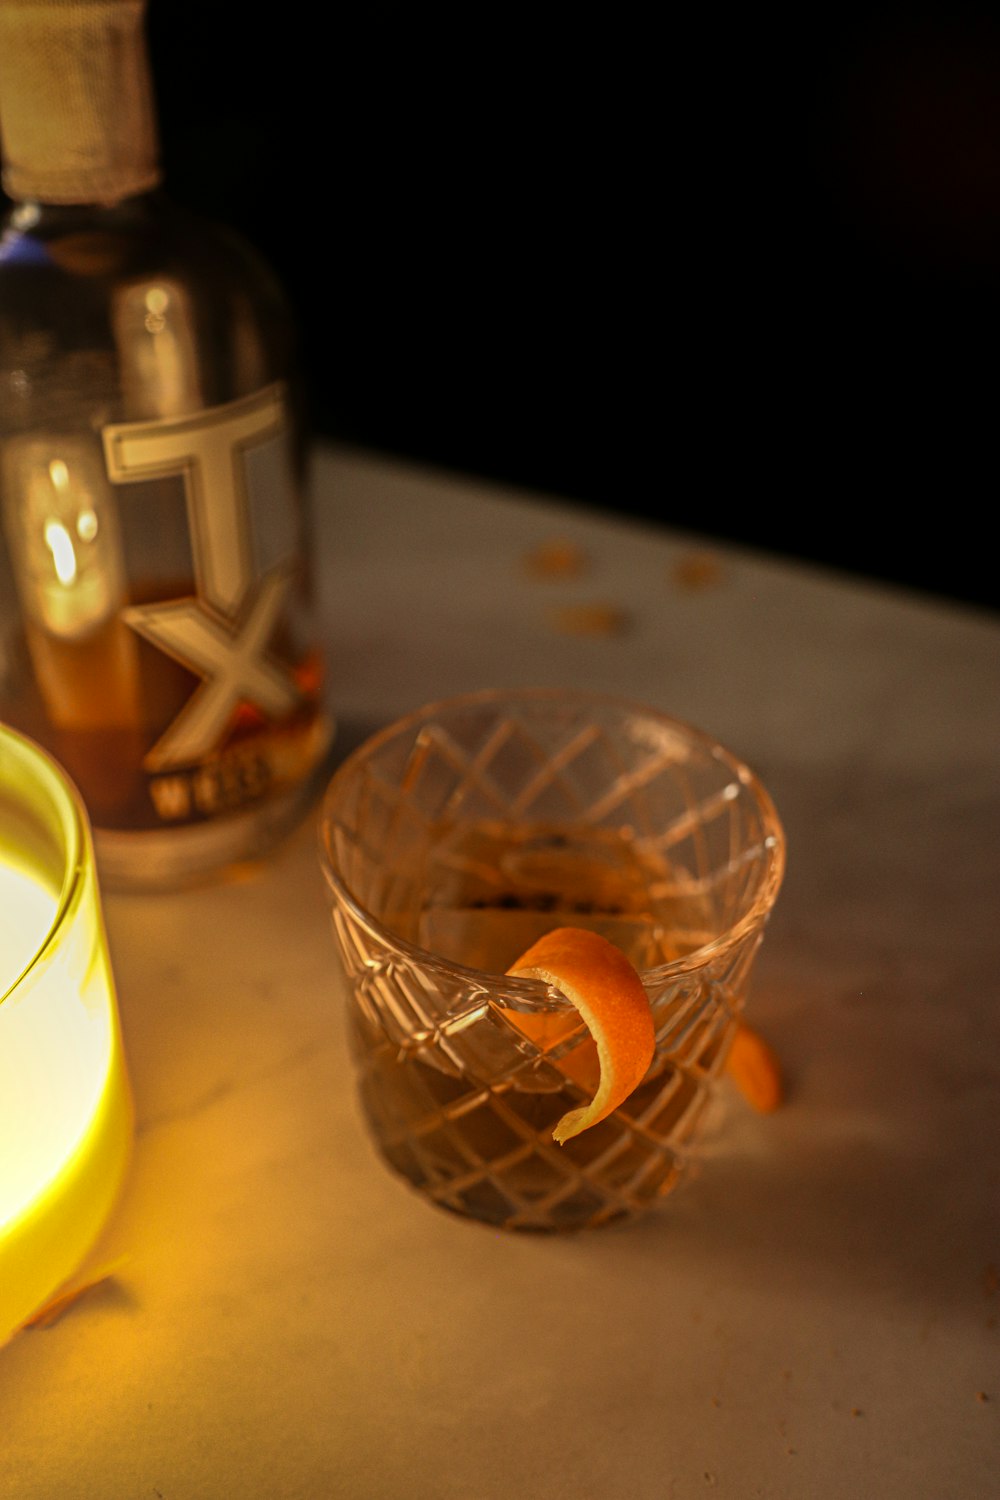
[94,717,336,892]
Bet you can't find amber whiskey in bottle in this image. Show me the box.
[0,0,335,888]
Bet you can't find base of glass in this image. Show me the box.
[94,718,336,892]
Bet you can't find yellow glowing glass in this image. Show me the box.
[0,724,131,1346]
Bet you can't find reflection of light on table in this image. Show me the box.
[0,730,131,1346]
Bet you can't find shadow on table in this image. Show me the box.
[619,752,1000,1324]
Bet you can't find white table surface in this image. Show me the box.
[3,445,998,1500]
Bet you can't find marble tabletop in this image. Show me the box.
[3,445,999,1500]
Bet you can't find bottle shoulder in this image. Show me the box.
[0,191,289,310]
[0,190,300,430]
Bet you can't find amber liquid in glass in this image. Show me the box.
[353,822,722,1229]
[412,820,709,969]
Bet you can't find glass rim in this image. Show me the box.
[0,723,87,1008]
[318,687,786,999]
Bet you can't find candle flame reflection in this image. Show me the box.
[44,517,78,586]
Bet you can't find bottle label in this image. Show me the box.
[104,381,328,832]
[103,385,304,775]
[2,382,329,838]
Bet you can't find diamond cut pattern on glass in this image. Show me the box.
[321,694,784,1232]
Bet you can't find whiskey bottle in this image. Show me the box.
[0,0,335,889]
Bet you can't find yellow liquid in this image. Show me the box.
[0,842,131,1343]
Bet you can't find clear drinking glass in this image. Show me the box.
[319,689,785,1233]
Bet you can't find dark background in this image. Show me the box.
[143,8,999,611]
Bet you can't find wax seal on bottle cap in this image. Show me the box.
[0,0,160,204]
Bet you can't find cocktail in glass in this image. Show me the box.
[319,689,785,1232]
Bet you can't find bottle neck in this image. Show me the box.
[0,0,161,206]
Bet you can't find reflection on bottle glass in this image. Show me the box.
[0,0,334,889]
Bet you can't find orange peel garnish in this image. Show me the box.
[548,603,631,637]
[725,1023,783,1112]
[522,538,589,579]
[506,926,656,1144]
[22,1255,129,1331]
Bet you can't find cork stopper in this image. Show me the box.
[0,0,160,204]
